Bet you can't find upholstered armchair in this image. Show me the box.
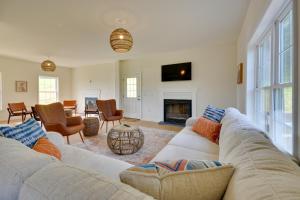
[96,99,123,132]
[36,102,84,144]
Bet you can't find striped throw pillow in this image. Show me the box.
[120,159,234,200]
[0,118,46,148]
[203,105,225,123]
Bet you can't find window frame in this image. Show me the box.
[38,76,59,104]
[254,1,296,155]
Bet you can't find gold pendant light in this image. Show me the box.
[41,59,56,72]
[110,28,133,53]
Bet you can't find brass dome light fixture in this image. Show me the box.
[41,59,56,72]
[110,28,133,53]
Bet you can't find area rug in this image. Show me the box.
[72,126,176,165]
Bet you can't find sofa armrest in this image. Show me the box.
[185,117,198,127]
[46,132,65,146]
[66,116,83,126]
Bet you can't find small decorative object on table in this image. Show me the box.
[107,124,144,155]
[83,117,100,137]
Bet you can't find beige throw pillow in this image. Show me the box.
[120,160,234,200]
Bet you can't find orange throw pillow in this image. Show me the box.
[192,117,222,144]
[32,137,62,160]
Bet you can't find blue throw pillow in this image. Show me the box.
[203,105,225,123]
[0,118,46,148]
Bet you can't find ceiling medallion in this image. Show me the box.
[41,59,56,72]
[110,28,133,53]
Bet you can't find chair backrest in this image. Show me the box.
[31,106,40,121]
[35,102,66,126]
[63,100,77,107]
[96,99,117,119]
[8,102,27,112]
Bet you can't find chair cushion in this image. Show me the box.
[120,160,234,200]
[107,115,122,121]
[33,137,62,160]
[66,123,85,135]
[203,105,225,123]
[0,118,46,148]
[192,117,221,144]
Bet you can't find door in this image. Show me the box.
[122,73,141,119]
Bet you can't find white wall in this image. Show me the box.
[236,0,272,114]
[120,44,237,122]
[72,62,119,113]
[0,55,73,120]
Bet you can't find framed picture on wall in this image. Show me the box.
[237,63,243,84]
[15,81,28,92]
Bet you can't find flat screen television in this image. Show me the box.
[161,62,192,82]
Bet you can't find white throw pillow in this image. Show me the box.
[120,160,234,200]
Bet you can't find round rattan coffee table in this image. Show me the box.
[83,117,99,137]
[107,124,144,155]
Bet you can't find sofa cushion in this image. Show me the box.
[19,162,153,200]
[167,126,219,155]
[58,145,133,180]
[0,137,56,200]
[219,108,300,200]
[120,160,234,200]
[192,117,221,144]
[0,118,46,148]
[151,144,218,162]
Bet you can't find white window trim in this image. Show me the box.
[254,0,297,155]
[38,76,59,104]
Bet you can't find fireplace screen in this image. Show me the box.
[164,99,192,125]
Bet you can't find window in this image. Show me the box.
[38,76,59,104]
[126,78,137,98]
[254,2,294,154]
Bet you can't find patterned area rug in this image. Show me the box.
[72,126,176,165]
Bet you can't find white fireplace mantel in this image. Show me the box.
[159,89,197,121]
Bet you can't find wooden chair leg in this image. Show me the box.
[67,136,70,144]
[101,121,104,129]
[79,131,84,143]
[119,120,121,124]
[7,115,11,124]
[112,121,115,126]
[106,121,108,133]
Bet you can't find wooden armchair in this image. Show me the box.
[96,99,123,133]
[63,100,77,114]
[36,102,85,144]
[7,102,33,123]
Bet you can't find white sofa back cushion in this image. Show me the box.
[219,108,300,200]
[0,137,56,200]
[19,162,153,200]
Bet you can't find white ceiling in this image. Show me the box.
[0,0,250,67]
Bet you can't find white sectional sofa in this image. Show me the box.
[152,107,300,200]
[1,107,300,200]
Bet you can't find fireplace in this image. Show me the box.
[164,99,192,125]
